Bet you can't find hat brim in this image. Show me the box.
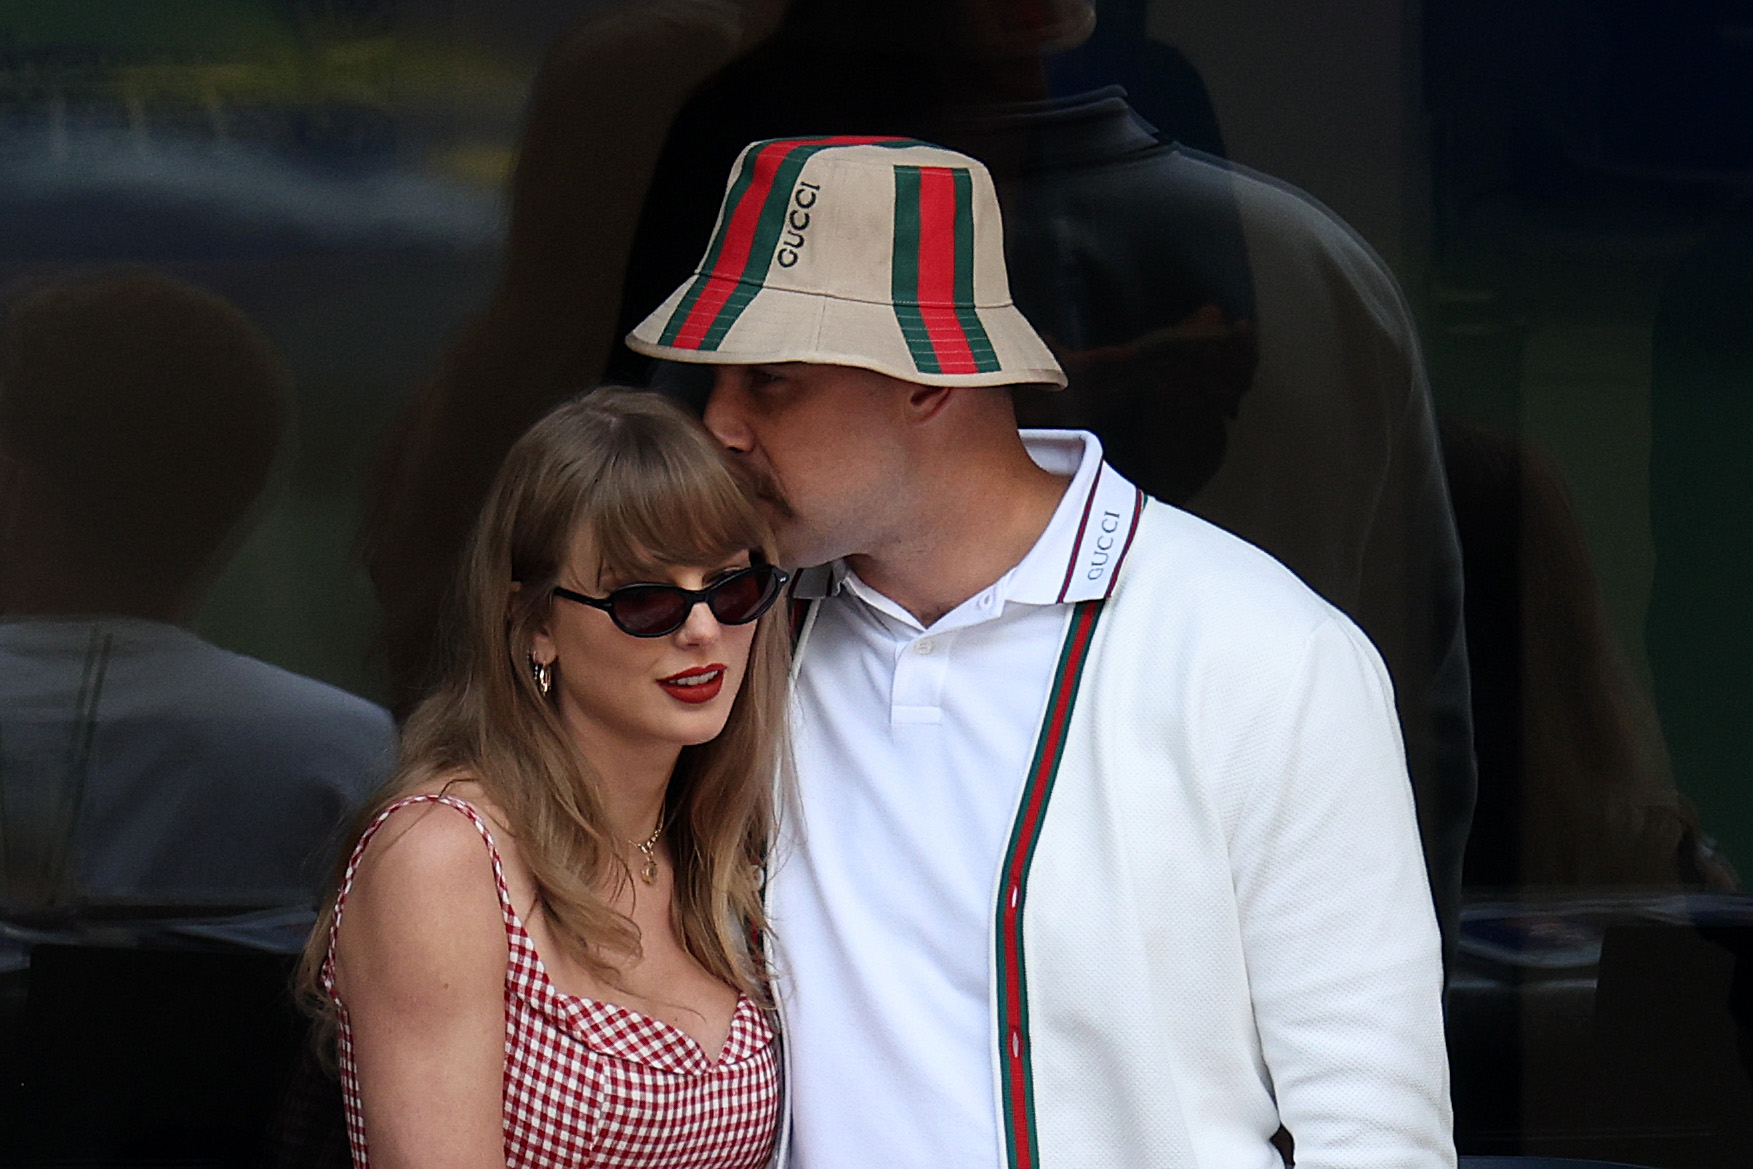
[626,283,1067,390]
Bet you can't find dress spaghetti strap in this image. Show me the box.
[320,793,516,1001]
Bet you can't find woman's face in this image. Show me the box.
[530,530,760,770]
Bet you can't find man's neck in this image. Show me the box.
[847,437,1070,628]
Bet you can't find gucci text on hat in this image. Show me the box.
[627,136,1066,389]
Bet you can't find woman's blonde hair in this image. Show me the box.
[300,387,789,1032]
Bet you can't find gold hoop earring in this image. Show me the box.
[531,657,552,696]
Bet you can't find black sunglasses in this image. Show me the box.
[551,563,790,638]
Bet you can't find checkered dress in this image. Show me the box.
[321,795,780,1168]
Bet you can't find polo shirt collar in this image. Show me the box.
[791,429,1145,608]
[1006,429,1145,604]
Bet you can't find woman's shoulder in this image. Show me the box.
[354,776,518,885]
[329,781,511,1016]
[342,783,509,937]
[332,782,513,1006]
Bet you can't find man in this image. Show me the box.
[608,3,1473,952]
[628,138,1451,1168]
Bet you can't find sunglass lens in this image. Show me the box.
[611,585,690,636]
[708,567,775,625]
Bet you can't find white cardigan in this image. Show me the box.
[787,499,1453,1169]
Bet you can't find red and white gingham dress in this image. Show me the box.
[321,795,780,1168]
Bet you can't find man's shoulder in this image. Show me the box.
[118,633,393,739]
[1089,502,1399,750]
[1111,499,1352,641]
[175,649,397,789]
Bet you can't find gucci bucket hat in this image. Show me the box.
[626,136,1066,389]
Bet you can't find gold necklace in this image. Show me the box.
[632,821,664,885]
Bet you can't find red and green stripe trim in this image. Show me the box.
[659,136,924,351]
[996,599,1105,1169]
[891,164,1001,376]
[1102,488,1146,601]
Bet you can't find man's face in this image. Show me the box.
[703,363,912,568]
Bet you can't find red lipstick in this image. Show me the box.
[658,664,726,705]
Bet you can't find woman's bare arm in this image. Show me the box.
[332,803,509,1169]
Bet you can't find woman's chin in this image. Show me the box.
[650,698,737,748]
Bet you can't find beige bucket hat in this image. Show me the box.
[626,136,1066,389]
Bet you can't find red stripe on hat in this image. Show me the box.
[668,141,794,349]
[914,166,980,374]
[670,136,912,350]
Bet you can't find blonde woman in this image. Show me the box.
[301,388,790,1168]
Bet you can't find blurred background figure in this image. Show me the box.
[0,270,393,961]
[0,0,510,708]
[1646,207,1753,895]
[1444,416,1733,892]
[0,270,395,1165]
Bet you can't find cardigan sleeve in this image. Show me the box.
[1223,615,1455,1169]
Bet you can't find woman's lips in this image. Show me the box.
[658,664,726,705]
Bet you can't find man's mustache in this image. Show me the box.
[731,459,797,521]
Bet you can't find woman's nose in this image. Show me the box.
[673,598,722,644]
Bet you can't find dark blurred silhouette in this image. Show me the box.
[1647,208,1753,882]
[1041,0,1227,157]
[0,269,393,1164]
[1443,417,1733,890]
[366,0,1473,948]
[0,270,394,951]
[1443,417,1740,1167]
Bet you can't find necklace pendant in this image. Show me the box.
[640,856,658,885]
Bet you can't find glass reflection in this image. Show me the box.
[0,1,1744,1165]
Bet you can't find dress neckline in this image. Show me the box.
[383,793,769,1074]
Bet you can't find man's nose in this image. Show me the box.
[703,368,751,452]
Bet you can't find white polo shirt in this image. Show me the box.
[771,430,1145,1169]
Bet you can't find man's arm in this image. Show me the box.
[1227,615,1455,1169]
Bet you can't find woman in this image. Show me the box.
[300,388,791,1168]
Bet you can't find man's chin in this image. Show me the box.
[755,502,811,569]
[773,528,841,574]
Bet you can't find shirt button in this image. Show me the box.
[915,638,935,655]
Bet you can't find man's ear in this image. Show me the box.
[904,382,955,424]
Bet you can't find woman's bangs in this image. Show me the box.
[585,445,767,582]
